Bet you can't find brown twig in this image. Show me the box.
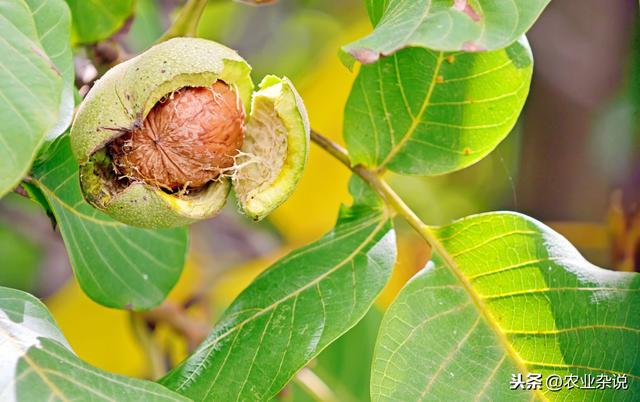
[12,185,28,198]
[129,312,166,379]
[141,301,210,350]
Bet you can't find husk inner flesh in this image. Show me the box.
[233,88,287,204]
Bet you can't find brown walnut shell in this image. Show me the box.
[110,81,245,191]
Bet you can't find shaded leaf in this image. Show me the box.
[125,0,164,53]
[279,307,384,402]
[161,202,396,401]
[344,39,532,175]
[372,212,640,401]
[0,286,189,401]
[0,0,63,197]
[313,307,383,402]
[18,181,55,225]
[65,0,133,43]
[344,0,550,63]
[30,136,188,310]
[24,0,74,140]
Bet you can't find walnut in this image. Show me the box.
[110,81,245,191]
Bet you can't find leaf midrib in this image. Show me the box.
[379,51,444,169]
[173,214,389,394]
[423,225,548,402]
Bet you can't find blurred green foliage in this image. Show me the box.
[0,221,41,292]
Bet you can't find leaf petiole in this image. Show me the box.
[310,130,543,397]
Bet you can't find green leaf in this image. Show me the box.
[344,39,532,175]
[371,212,640,401]
[365,0,388,26]
[160,203,396,401]
[30,136,188,310]
[125,0,164,53]
[344,0,550,63]
[65,0,133,43]
[24,0,74,140]
[313,307,383,402]
[0,0,63,197]
[0,286,189,401]
[280,308,382,402]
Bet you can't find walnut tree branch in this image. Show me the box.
[309,130,435,252]
[141,301,210,350]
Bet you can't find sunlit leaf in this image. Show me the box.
[65,0,133,43]
[161,200,396,401]
[345,0,550,63]
[344,39,532,176]
[0,286,189,401]
[372,212,640,401]
[30,136,188,310]
[0,0,64,197]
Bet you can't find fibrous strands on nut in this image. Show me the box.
[109,81,245,192]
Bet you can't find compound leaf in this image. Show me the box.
[371,212,640,401]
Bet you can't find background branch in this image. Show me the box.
[141,301,210,350]
[129,312,166,379]
[294,367,339,402]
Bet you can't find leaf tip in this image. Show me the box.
[338,46,381,69]
[349,47,380,65]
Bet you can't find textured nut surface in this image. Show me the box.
[110,81,245,190]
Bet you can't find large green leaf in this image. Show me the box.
[0,286,189,401]
[30,136,188,310]
[344,39,532,176]
[24,0,74,140]
[344,0,550,63]
[0,0,63,197]
[371,212,640,401]
[65,0,133,43]
[160,198,396,400]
